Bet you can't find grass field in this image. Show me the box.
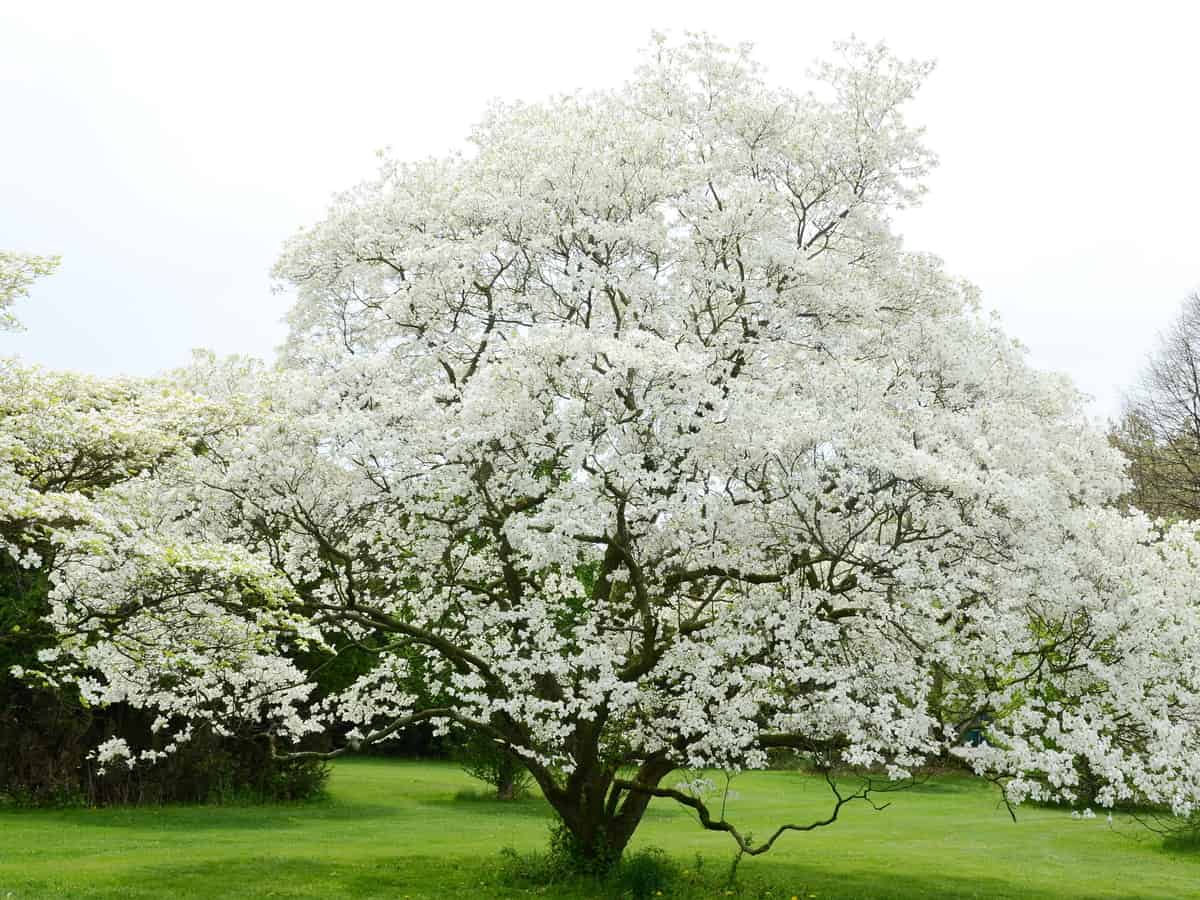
[0,759,1197,898]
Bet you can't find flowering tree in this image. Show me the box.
[0,249,204,606]
[0,250,59,332]
[0,350,263,798]
[34,36,1200,865]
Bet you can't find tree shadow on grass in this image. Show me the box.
[766,872,1153,899]
[898,776,986,796]
[2,799,404,832]
[444,791,558,821]
[1148,831,1200,863]
[104,855,493,899]
[57,852,1196,900]
[730,856,1189,900]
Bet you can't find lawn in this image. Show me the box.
[0,759,1196,898]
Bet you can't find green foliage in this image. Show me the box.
[546,820,623,876]
[497,841,682,899]
[294,641,381,697]
[613,846,682,899]
[0,551,90,806]
[0,551,329,807]
[496,844,577,887]
[0,560,52,667]
[80,729,330,806]
[295,638,453,759]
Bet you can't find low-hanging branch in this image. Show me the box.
[612,767,908,857]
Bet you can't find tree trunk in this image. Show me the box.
[539,755,676,873]
[553,811,633,872]
[496,762,517,801]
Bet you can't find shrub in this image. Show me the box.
[496,838,683,899]
[1,552,328,807]
[613,847,682,900]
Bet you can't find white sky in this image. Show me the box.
[2,1,1197,421]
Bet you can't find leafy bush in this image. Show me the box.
[496,845,576,887]
[613,846,682,899]
[81,727,330,806]
[0,550,328,807]
[496,839,683,899]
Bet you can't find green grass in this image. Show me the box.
[0,759,1196,898]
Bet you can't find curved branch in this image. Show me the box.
[613,769,897,857]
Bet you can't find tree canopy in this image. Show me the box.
[17,35,1200,863]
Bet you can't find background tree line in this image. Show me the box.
[1113,290,1200,521]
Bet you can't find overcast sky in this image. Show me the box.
[2,1,1197,421]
